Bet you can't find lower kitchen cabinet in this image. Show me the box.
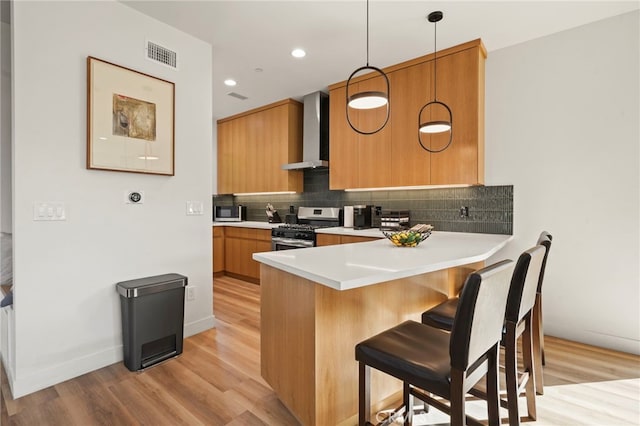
[316,234,379,246]
[340,235,379,244]
[217,227,379,281]
[316,234,342,247]
[213,226,225,275]
[223,227,272,283]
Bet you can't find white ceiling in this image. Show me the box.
[122,1,639,120]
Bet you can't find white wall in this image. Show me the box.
[485,11,639,354]
[1,17,11,233]
[10,0,214,397]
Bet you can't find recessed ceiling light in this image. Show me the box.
[224,79,237,87]
[291,48,306,58]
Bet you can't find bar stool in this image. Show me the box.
[355,259,515,426]
[421,245,546,425]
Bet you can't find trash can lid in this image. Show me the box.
[116,273,188,298]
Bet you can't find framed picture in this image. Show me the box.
[87,56,175,175]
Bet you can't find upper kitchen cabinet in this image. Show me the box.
[429,43,485,185]
[329,85,358,189]
[328,39,486,190]
[217,99,304,194]
[355,76,393,188]
[217,119,234,194]
[389,61,432,187]
[329,77,392,189]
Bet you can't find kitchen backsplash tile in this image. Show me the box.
[213,169,513,235]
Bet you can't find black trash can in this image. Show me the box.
[116,273,188,371]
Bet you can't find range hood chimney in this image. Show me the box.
[282,91,329,170]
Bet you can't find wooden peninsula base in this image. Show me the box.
[260,262,480,426]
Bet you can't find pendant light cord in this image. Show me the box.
[366,0,370,67]
[433,19,438,101]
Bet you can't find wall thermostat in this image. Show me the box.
[125,190,144,204]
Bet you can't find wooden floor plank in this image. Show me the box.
[109,374,205,425]
[1,275,638,425]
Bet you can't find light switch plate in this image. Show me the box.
[33,202,66,221]
[186,201,204,216]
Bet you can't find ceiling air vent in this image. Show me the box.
[146,40,177,69]
[227,92,248,100]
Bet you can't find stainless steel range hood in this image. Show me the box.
[282,91,329,170]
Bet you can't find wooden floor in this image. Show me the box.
[1,275,639,425]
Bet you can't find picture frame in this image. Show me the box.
[87,56,175,176]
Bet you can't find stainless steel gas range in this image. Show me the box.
[271,207,341,251]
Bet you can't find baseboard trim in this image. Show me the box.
[184,314,216,337]
[8,315,217,399]
[1,356,16,398]
[9,345,122,399]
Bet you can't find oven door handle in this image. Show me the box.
[272,237,314,248]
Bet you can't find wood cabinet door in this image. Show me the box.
[284,102,304,193]
[213,227,225,274]
[355,76,392,189]
[231,115,249,193]
[340,235,379,244]
[224,227,257,278]
[261,106,280,193]
[261,104,298,193]
[224,236,257,278]
[316,234,342,246]
[329,85,358,190]
[390,62,432,186]
[430,47,484,185]
[217,121,233,194]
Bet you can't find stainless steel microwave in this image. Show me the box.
[214,205,246,222]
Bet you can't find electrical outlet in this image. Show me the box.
[187,286,195,301]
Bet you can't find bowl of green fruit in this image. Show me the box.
[382,224,433,247]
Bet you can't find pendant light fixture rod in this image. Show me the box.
[433,15,437,100]
[428,10,443,101]
[366,0,369,66]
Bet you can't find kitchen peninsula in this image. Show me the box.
[253,231,512,425]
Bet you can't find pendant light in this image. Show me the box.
[418,11,453,153]
[346,0,390,135]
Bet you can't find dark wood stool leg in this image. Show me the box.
[403,382,413,425]
[486,344,501,426]
[532,293,545,395]
[359,362,371,426]
[450,369,466,426]
[522,315,537,421]
[504,323,520,426]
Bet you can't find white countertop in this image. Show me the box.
[315,227,385,238]
[212,221,281,230]
[253,231,513,291]
[212,222,387,236]
[213,222,388,237]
